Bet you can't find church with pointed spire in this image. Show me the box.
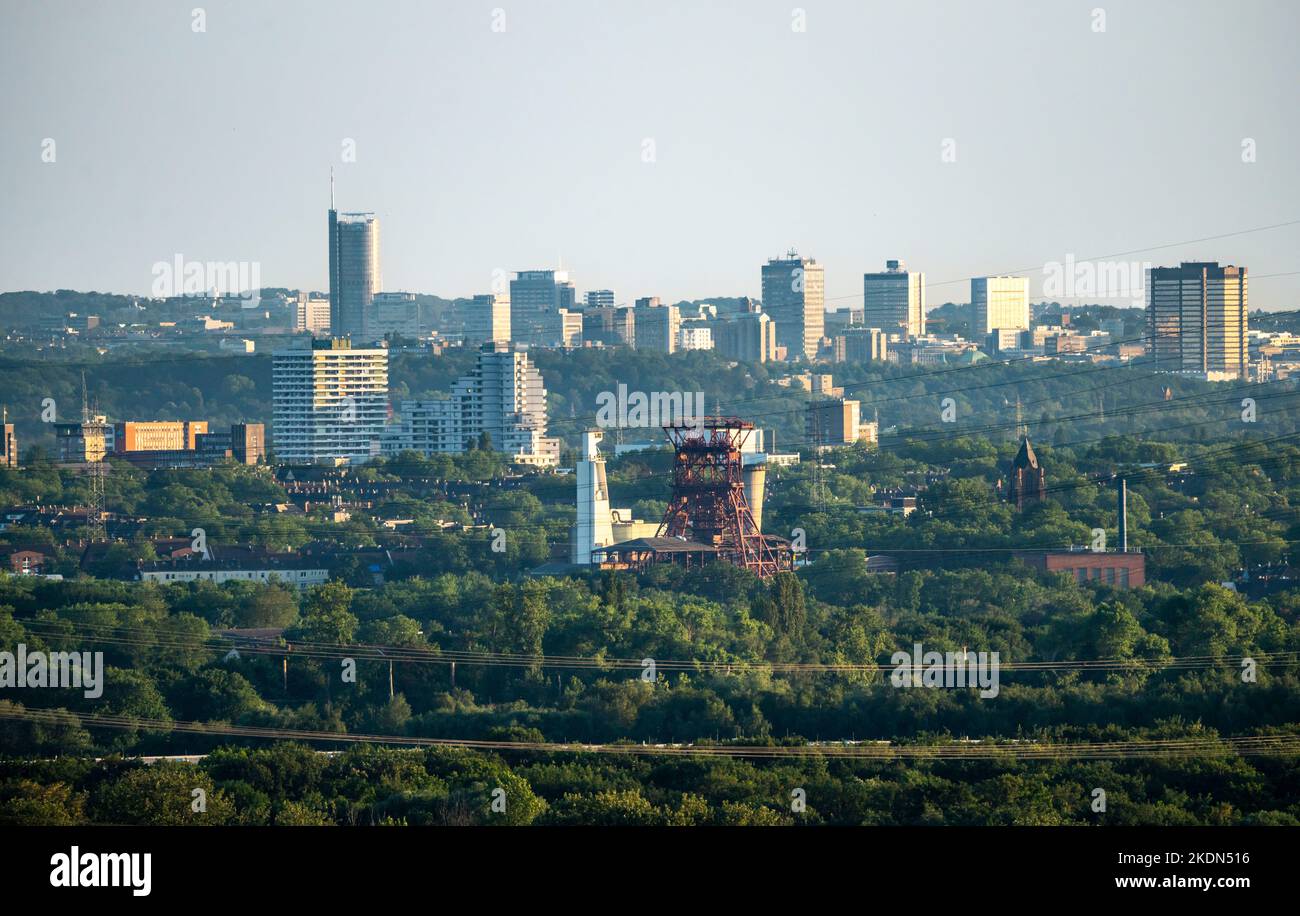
[1006,437,1045,509]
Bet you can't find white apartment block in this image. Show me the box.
[272,339,389,464]
[383,342,559,466]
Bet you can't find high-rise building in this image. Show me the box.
[839,327,889,363]
[1147,262,1248,380]
[585,289,615,310]
[715,308,777,363]
[371,291,420,339]
[510,269,576,346]
[295,292,331,335]
[761,252,824,361]
[0,409,16,468]
[633,302,680,353]
[272,338,389,464]
[863,259,925,338]
[328,210,381,341]
[971,276,1030,336]
[806,398,864,448]
[465,293,511,345]
[231,423,267,465]
[678,324,714,351]
[383,342,559,466]
[54,416,108,464]
[581,306,634,347]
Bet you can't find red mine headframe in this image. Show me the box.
[657,416,793,579]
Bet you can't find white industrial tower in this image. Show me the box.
[572,430,614,564]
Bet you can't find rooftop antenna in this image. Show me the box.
[330,167,335,210]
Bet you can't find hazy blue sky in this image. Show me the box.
[2,0,1297,308]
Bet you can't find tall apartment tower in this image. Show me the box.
[1147,262,1248,380]
[272,338,389,464]
[761,252,824,361]
[465,293,512,345]
[971,276,1030,335]
[383,342,558,466]
[863,260,925,338]
[328,209,381,342]
[510,269,576,346]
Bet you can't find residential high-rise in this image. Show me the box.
[761,252,824,361]
[328,210,381,341]
[383,342,559,466]
[1147,262,1248,380]
[272,338,389,464]
[465,293,511,345]
[863,259,925,338]
[510,269,576,346]
[971,276,1030,335]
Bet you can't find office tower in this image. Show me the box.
[761,252,824,361]
[572,430,614,564]
[585,289,615,310]
[542,309,583,348]
[634,296,661,309]
[272,338,389,464]
[328,209,381,341]
[371,291,420,339]
[384,343,558,466]
[863,259,925,338]
[231,423,266,464]
[294,292,331,335]
[633,302,681,353]
[806,398,862,447]
[971,276,1030,335]
[581,306,634,347]
[1147,262,1248,379]
[840,326,889,363]
[715,309,777,363]
[678,324,714,351]
[0,409,16,468]
[465,293,511,345]
[113,421,208,453]
[510,269,576,346]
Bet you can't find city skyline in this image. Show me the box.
[1,0,1297,308]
